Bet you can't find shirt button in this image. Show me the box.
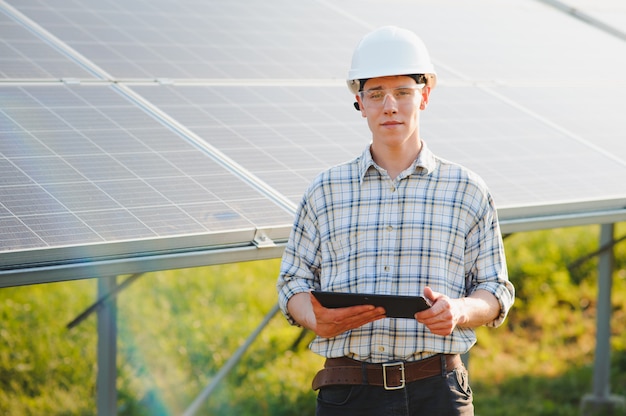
[377,346,385,352]
[386,225,393,232]
[383,266,390,272]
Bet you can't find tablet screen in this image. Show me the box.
[312,291,431,319]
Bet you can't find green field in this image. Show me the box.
[1,224,625,415]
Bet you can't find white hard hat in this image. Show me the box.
[347,26,436,94]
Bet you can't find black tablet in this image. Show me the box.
[312,291,431,319]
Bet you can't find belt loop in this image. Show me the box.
[440,354,446,377]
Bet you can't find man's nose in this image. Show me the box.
[382,93,398,112]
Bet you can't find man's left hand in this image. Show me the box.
[414,286,468,336]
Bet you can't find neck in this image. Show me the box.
[371,139,422,180]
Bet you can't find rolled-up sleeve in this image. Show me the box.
[277,195,321,325]
[466,192,515,328]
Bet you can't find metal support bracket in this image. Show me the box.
[252,231,276,248]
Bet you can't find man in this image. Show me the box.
[277,26,515,415]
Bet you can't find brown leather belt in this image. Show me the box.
[312,354,462,391]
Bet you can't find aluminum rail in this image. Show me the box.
[0,241,287,288]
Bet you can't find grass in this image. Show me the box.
[0,223,625,415]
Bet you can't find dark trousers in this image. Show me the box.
[316,366,473,416]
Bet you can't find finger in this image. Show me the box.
[425,322,455,336]
[343,312,386,334]
[309,293,381,317]
[318,304,384,326]
[334,305,386,326]
[415,304,439,320]
[317,306,386,337]
[424,286,442,303]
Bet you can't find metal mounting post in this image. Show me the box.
[97,276,118,416]
[580,223,626,415]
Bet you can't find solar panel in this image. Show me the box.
[129,84,368,201]
[341,0,626,82]
[1,0,626,287]
[491,85,626,161]
[130,82,626,216]
[0,84,293,272]
[0,7,95,79]
[5,0,364,80]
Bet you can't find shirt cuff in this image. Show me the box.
[472,281,515,328]
[278,282,313,326]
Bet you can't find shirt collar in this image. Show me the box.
[357,140,437,183]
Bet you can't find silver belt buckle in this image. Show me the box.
[382,361,405,390]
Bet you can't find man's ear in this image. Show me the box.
[356,95,367,118]
[420,86,431,110]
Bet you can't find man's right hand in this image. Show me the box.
[287,292,386,338]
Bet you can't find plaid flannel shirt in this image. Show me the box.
[277,142,514,363]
